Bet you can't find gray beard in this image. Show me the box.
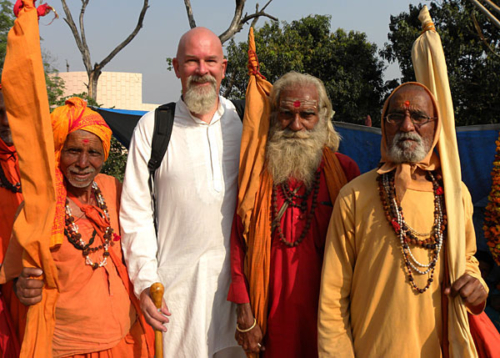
[387,132,431,164]
[266,120,327,188]
[183,74,218,115]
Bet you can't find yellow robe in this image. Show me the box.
[318,169,485,357]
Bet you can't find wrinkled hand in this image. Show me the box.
[140,287,171,332]
[444,274,488,312]
[235,303,265,353]
[15,267,44,306]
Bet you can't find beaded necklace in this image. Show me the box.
[378,171,447,294]
[271,170,321,248]
[0,164,21,193]
[64,181,114,270]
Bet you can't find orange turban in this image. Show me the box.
[51,97,112,160]
[50,97,112,247]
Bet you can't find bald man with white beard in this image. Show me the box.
[121,28,245,357]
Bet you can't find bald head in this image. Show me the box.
[176,27,223,59]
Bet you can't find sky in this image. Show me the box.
[37,0,429,106]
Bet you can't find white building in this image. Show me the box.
[56,71,159,111]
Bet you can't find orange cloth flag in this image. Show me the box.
[0,1,59,357]
[236,28,273,347]
[237,30,348,358]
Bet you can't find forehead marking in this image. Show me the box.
[293,100,301,108]
[82,139,90,144]
[404,100,411,110]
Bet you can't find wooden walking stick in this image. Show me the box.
[150,282,165,358]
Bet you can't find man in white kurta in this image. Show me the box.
[120,27,244,357]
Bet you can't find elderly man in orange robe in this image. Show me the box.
[14,98,153,357]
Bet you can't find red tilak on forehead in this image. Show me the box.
[404,100,410,109]
[293,100,301,108]
[82,139,90,144]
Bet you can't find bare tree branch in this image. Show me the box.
[219,0,277,44]
[469,0,500,29]
[184,0,197,28]
[482,0,500,16]
[79,0,91,73]
[472,12,500,58]
[61,0,91,72]
[98,0,149,70]
[61,0,150,100]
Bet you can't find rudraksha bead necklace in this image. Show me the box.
[272,170,321,248]
[378,171,447,294]
[64,181,114,270]
[0,164,21,193]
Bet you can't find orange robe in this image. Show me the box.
[51,174,150,357]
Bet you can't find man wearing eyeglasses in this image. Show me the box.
[318,82,488,357]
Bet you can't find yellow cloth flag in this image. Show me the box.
[412,5,477,357]
[0,0,60,357]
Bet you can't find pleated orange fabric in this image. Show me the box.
[0,1,59,357]
[236,29,273,352]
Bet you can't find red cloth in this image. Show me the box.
[469,312,500,358]
[229,153,359,358]
[0,293,20,358]
[0,139,27,345]
[0,139,22,262]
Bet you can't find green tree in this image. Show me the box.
[223,15,386,126]
[0,0,14,75]
[381,1,500,126]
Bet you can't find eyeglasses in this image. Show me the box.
[385,112,436,127]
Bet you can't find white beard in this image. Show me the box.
[387,132,431,163]
[183,74,218,114]
[266,120,327,188]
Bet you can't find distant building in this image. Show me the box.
[56,71,159,111]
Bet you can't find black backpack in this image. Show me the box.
[147,99,245,230]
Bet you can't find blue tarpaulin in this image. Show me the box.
[95,108,499,207]
[335,122,499,207]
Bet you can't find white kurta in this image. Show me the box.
[120,97,242,357]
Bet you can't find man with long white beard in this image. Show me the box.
[318,82,488,357]
[228,72,359,357]
[120,27,245,357]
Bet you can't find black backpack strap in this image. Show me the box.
[148,102,176,232]
[230,99,245,121]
